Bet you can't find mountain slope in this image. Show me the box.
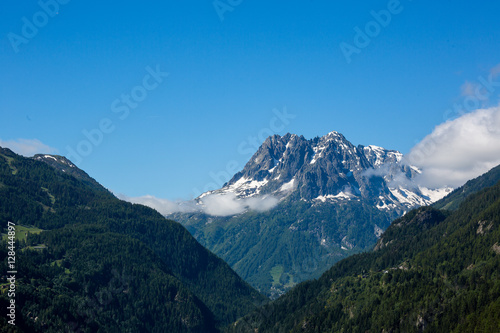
[175,132,450,297]
[0,147,266,332]
[33,153,105,192]
[228,164,500,332]
[177,199,400,298]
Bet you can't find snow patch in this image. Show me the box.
[227,177,268,196]
[315,191,354,202]
[410,165,422,174]
[419,186,453,202]
[280,179,295,192]
[389,187,428,206]
[310,145,326,164]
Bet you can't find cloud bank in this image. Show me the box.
[0,138,58,156]
[407,104,500,188]
[200,193,279,216]
[362,162,417,189]
[119,192,279,217]
[117,194,199,216]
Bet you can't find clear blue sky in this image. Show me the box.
[1,0,499,199]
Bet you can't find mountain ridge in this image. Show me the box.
[198,131,450,212]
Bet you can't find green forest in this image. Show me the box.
[0,148,265,332]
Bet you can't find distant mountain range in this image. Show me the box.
[174,131,452,297]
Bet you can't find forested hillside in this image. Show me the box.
[0,147,266,332]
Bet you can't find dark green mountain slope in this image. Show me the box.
[32,154,105,192]
[229,166,500,332]
[0,147,266,332]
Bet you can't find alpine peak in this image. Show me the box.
[199,131,451,212]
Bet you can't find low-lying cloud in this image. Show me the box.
[407,104,500,188]
[119,192,279,217]
[117,194,199,216]
[362,163,416,189]
[0,138,58,156]
[200,193,279,216]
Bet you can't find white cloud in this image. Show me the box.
[362,163,416,189]
[199,193,279,216]
[200,193,246,216]
[245,195,280,212]
[0,138,58,156]
[119,192,279,217]
[116,194,198,216]
[407,104,500,188]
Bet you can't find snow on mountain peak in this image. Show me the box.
[197,131,452,213]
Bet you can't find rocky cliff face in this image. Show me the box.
[200,132,449,213]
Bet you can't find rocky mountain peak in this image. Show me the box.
[199,131,451,212]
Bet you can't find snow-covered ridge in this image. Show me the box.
[33,154,76,168]
[34,154,76,168]
[199,177,269,199]
[196,131,453,212]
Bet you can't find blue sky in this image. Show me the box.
[1,0,500,200]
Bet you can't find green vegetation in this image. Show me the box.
[0,147,266,332]
[175,198,398,298]
[270,265,284,286]
[1,225,43,242]
[40,187,55,205]
[0,153,18,175]
[228,167,500,332]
